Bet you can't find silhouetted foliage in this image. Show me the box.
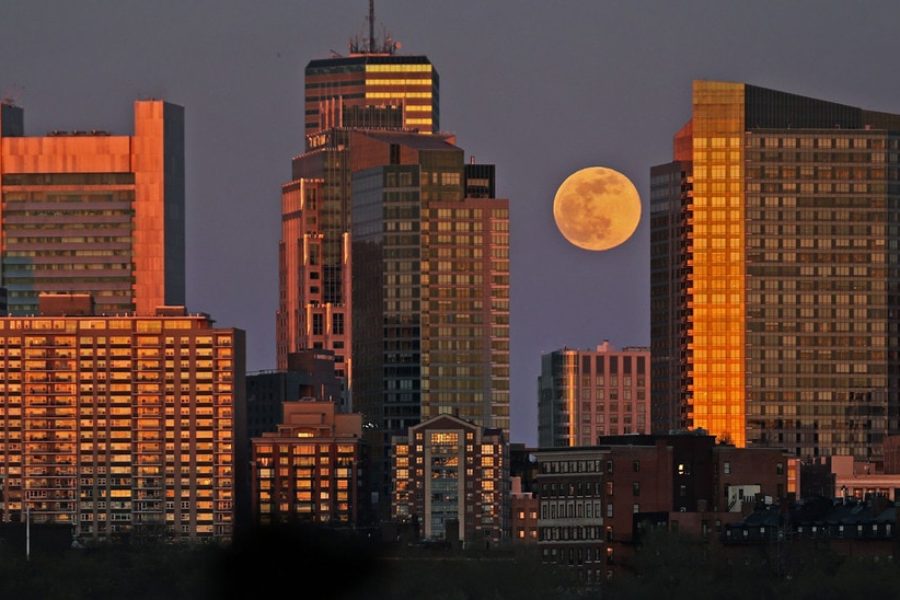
[0,525,580,600]
[9,523,896,599]
[607,528,900,599]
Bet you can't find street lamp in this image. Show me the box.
[25,489,30,561]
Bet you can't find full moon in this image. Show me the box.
[553,166,641,251]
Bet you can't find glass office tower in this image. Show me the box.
[652,81,900,460]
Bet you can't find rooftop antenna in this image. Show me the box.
[1,84,24,106]
[368,0,375,54]
[349,0,398,55]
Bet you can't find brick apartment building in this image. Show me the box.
[534,433,792,582]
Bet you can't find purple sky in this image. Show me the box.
[3,0,900,445]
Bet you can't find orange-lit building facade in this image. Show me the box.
[251,401,364,526]
[392,415,507,545]
[0,298,245,541]
[651,81,900,459]
[538,343,650,448]
[0,101,184,316]
[276,174,351,385]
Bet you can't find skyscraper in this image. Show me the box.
[279,38,436,377]
[537,343,650,448]
[279,24,509,511]
[0,100,184,316]
[305,54,438,138]
[350,131,509,505]
[651,81,900,460]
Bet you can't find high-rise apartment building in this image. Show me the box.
[392,415,507,545]
[351,131,509,505]
[538,343,650,448]
[0,294,245,541]
[0,100,184,316]
[651,81,900,459]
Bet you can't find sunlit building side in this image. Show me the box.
[652,81,900,460]
[0,295,245,541]
[0,100,184,316]
[538,343,650,448]
[251,401,364,526]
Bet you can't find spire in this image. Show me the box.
[369,0,375,54]
[349,0,399,55]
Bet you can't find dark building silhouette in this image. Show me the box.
[246,349,343,442]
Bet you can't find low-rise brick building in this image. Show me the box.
[251,401,364,526]
[535,433,792,582]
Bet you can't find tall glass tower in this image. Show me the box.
[652,81,900,460]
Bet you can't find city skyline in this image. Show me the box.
[4,2,900,597]
[5,1,900,446]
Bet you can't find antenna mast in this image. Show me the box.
[369,0,375,53]
[349,0,398,55]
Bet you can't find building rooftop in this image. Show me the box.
[358,130,458,151]
[306,54,433,71]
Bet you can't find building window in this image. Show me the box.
[606,504,613,518]
[679,485,686,497]
[312,314,324,335]
[632,460,640,473]
[633,503,640,514]
[332,313,344,335]
[723,462,731,475]
[606,461,613,474]
[776,462,784,475]
[632,482,640,497]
